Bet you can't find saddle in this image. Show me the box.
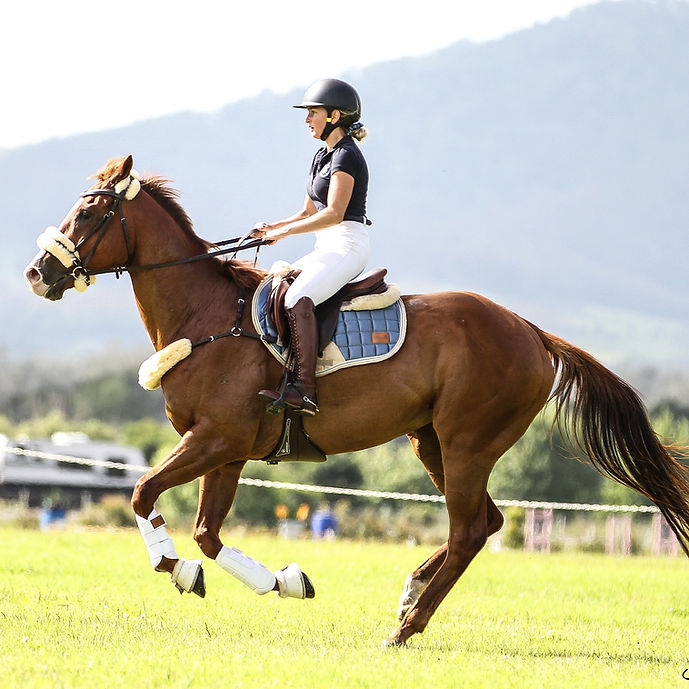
[267,267,390,352]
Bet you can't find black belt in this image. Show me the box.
[344,215,372,226]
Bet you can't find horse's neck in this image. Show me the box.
[129,211,237,350]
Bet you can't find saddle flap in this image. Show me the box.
[265,266,390,353]
[266,270,301,344]
[251,274,407,378]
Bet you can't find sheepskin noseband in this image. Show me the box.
[35,171,141,293]
[36,225,93,292]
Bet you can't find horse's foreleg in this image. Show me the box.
[131,423,242,595]
[194,463,315,600]
[135,507,206,596]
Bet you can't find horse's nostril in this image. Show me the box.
[24,266,40,284]
[23,263,51,297]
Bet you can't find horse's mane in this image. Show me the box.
[94,159,267,291]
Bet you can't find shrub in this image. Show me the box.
[77,494,136,528]
[503,506,525,549]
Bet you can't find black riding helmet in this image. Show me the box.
[293,78,362,141]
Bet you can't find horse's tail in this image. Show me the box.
[527,321,689,555]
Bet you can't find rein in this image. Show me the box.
[39,180,267,297]
[41,174,276,377]
[81,188,267,278]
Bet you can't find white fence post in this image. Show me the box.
[524,507,552,552]
[605,514,632,556]
[652,513,679,556]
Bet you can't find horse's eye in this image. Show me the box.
[78,209,93,220]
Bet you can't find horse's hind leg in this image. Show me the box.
[398,428,504,621]
[398,426,505,620]
[408,424,445,493]
[397,426,446,619]
[386,467,491,645]
[396,497,504,621]
[386,418,517,646]
[194,463,315,600]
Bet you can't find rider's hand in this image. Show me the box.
[251,222,270,239]
[265,226,292,242]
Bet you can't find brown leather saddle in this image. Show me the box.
[266,267,389,352]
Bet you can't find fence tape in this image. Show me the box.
[3,446,659,513]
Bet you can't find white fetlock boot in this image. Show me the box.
[274,563,316,599]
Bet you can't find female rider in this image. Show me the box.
[253,78,370,416]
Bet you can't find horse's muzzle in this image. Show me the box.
[23,257,67,300]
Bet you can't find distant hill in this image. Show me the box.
[3,0,687,371]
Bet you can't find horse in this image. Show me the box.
[24,155,689,646]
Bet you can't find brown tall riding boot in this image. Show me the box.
[258,297,319,416]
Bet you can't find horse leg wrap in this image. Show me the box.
[135,509,178,570]
[215,546,276,595]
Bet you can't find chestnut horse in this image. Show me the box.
[24,156,689,646]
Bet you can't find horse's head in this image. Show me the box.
[24,155,141,300]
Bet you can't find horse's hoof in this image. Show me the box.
[302,571,315,599]
[381,636,407,649]
[275,563,315,599]
[192,567,206,598]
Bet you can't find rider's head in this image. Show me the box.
[293,78,367,142]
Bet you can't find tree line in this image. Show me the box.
[1,361,688,534]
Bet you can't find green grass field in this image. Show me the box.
[1,527,688,689]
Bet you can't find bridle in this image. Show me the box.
[79,187,135,278]
[37,174,266,299]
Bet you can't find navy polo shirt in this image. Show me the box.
[307,135,369,222]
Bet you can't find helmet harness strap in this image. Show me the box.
[321,109,338,141]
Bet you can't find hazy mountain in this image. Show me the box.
[2,0,687,373]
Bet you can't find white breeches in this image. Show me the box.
[285,220,369,309]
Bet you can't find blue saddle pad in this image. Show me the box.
[251,277,407,377]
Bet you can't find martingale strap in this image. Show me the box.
[137,291,277,390]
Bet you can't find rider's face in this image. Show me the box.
[305,106,333,140]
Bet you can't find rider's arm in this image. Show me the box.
[260,171,354,241]
[253,194,317,234]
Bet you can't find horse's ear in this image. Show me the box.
[119,155,134,180]
[109,155,134,185]
[92,155,137,185]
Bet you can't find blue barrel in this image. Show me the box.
[39,507,66,530]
